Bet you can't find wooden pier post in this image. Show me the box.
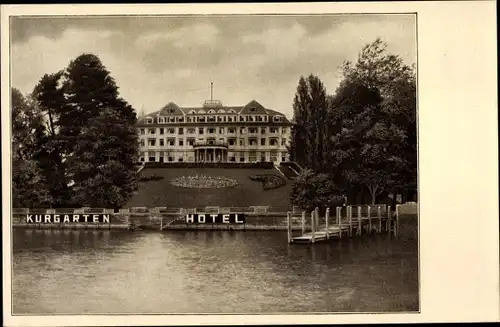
[325,208,330,239]
[301,211,306,235]
[311,210,316,243]
[315,207,319,231]
[395,205,400,237]
[387,206,392,236]
[337,207,343,238]
[377,206,382,233]
[368,206,372,233]
[287,212,293,244]
[348,206,353,237]
[357,206,362,236]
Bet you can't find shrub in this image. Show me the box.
[249,174,286,190]
[171,175,238,188]
[290,169,344,212]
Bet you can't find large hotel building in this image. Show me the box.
[137,98,293,163]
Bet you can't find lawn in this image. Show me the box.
[126,168,293,209]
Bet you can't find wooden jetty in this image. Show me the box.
[287,204,400,244]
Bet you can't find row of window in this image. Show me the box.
[139,152,288,163]
[140,138,287,147]
[139,126,288,136]
[145,115,285,124]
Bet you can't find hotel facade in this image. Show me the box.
[137,99,293,163]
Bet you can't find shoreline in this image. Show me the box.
[12,214,417,232]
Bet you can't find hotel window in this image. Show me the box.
[247,116,253,122]
[281,138,286,146]
[149,152,156,162]
[261,153,266,162]
[179,139,184,146]
[187,128,195,134]
[249,139,257,146]
[281,153,287,162]
[208,128,215,134]
[282,127,287,134]
[228,116,233,122]
[270,127,278,134]
[240,127,245,134]
[140,128,145,135]
[140,157,145,162]
[219,127,224,134]
[148,128,155,134]
[178,157,183,162]
[228,128,235,134]
[158,117,164,123]
[168,156,174,162]
[187,117,193,123]
[178,128,184,135]
[169,117,176,123]
[199,117,206,123]
[261,127,266,134]
[240,155,245,162]
[159,139,164,147]
[270,139,278,146]
[230,156,236,162]
[145,118,153,124]
[228,139,236,146]
[208,116,215,122]
[217,116,223,122]
[239,139,244,146]
[148,139,156,146]
[167,128,175,134]
[261,138,266,146]
[140,140,145,147]
[239,116,245,122]
[160,128,164,135]
[177,117,184,123]
[249,127,257,134]
[264,116,268,122]
[168,139,175,146]
[199,128,204,135]
[187,139,195,146]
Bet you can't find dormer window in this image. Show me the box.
[188,110,196,115]
[228,109,236,114]
[198,109,206,114]
[250,107,256,112]
[145,118,153,124]
[158,117,164,123]
[207,109,216,114]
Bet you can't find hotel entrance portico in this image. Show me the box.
[194,141,228,162]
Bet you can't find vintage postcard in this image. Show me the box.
[2,2,498,326]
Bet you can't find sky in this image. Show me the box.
[11,14,416,119]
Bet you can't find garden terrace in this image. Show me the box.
[128,167,293,208]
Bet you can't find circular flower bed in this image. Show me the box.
[249,174,286,190]
[171,174,238,189]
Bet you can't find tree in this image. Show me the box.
[330,38,417,204]
[290,169,343,212]
[31,53,139,208]
[11,88,52,207]
[289,74,331,172]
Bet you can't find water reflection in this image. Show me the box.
[12,226,418,314]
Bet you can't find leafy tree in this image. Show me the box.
[330,38,417,204]
[30,53,139,208]
[290,169,343,212]
[11,88,52,207]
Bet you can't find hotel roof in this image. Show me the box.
[138,100,291,124]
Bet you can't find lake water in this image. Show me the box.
[11,221,418,314]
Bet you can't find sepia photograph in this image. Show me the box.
[2,2,498,326]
